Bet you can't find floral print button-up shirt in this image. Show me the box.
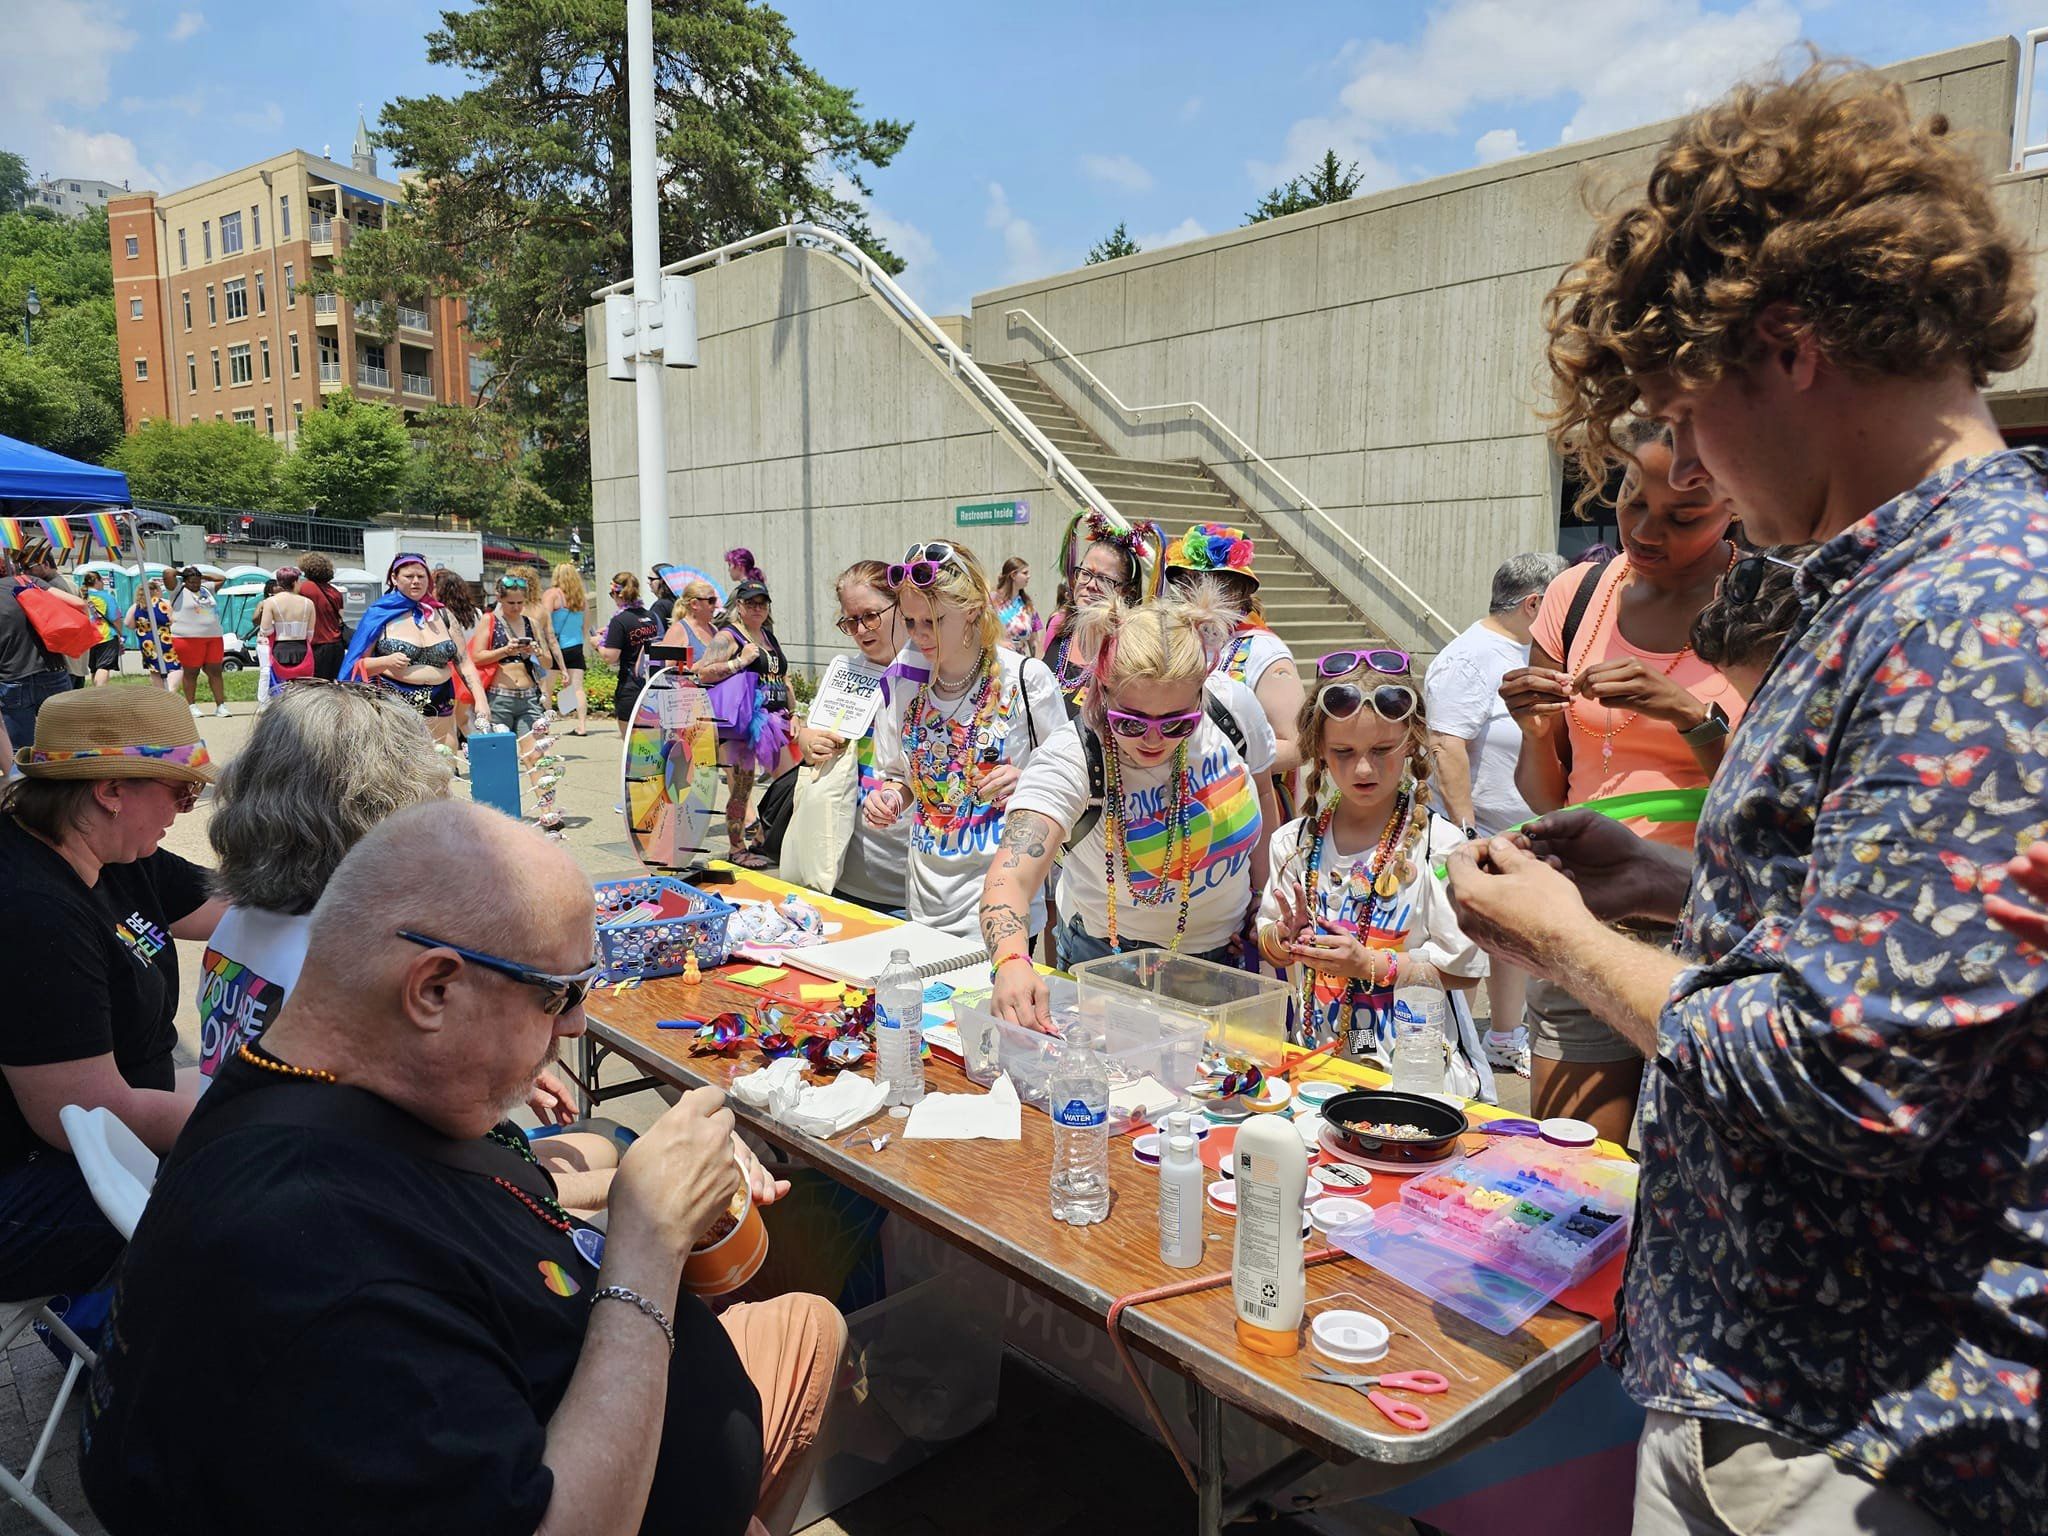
[1614,449,2048,1532]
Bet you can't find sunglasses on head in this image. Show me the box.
[1317,681,1419,724]
[1316,648,1411,678]
[1720,552,1805,606]
[835,602,897,634]
[888,542,961,588]
[501,577,529,590]
[1104,705,1204,741]
[397,930,602,1017]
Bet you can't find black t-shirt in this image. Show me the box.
[651,592,677,631]
[0,581,61,683]
[0,816,208,1163]
[605,603,659,681]
[81,1054,764,1535]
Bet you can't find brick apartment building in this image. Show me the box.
[110,121,487,450]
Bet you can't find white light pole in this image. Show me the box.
[626,0,669,571]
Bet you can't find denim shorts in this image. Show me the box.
[0,667,72,750]
[1053,914,1237,972]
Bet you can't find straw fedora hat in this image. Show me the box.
[20,688,217,785]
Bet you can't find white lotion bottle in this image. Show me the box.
[1232,1113,1308,1357]
[1158,1131,1206,1269]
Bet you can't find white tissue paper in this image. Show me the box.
[728,1058,891,1138]
[902,1072,1022,1141]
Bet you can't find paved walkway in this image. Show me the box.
[4,702,1496,1533]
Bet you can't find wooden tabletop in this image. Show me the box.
[583,966,1599,1469]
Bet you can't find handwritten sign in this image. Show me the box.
[806,654,884,737]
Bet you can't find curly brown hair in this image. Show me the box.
[1544,59,2035,507]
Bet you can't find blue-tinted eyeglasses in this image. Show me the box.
[397,930,602,1016]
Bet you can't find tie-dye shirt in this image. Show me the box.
[1009,676,1276,954]
[871,646,1068,938]
[1615,448,2048,1534]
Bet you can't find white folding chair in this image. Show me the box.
[0,1298,96,1536]
[57,1105,156,1242]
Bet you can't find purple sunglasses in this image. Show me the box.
[1105,705,1204,741]
[1316,647,1411,678]
[888,541,961,589]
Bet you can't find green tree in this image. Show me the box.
[278,391,412,519]
[0,152,28,214]
[1247,149,1367,224]
[0,207,123,459]
[407,402,563,533]
[323,0,912,523]
[1086,222,1141,264]
[108,419,285,508]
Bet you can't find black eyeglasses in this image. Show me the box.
[835,603,896,634]
[1720,552,1805,606]
[1317,681,1419,724]
[1317,648,1412,678]
[888,542,960,588]
[397,930,603,1016]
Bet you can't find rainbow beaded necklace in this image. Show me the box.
[903,649,999,818]
[1101,736,1195,952]
[1296,785,1411,1049]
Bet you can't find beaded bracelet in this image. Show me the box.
[591,1284,676,1354]
[994,952,1033,973]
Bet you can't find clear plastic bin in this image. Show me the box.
[1071,949,1294,1068]
[950,977,1206,1133]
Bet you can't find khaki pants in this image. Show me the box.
[1633,1410,1949,1535]
[726,1292,848,1536]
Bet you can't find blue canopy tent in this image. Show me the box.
[0,434,130,509]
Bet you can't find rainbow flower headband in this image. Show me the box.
[22,741,213,770]
[1172,523,1254,572]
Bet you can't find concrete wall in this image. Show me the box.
[585,246,1069,670]
[971,38,2025,631]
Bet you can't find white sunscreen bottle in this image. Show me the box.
[1232,1113,1308,1356]
[1159,1130,1206,1269]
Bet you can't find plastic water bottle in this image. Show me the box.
[1048,1030,1110,1226]
[875,949,926,1110]
[1389,984,1448,1096]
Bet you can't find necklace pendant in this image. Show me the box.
[1374,866,1401,900]
[1601,738,1614,769]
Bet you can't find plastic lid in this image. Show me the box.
[1166,1133,1197,1156]
[1309,1198,1375,1237]
[1310,1309,1390,1365]
[1540,1116,1598,1147]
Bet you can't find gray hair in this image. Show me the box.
[1488,552,1569,613]
[207,684,454,914]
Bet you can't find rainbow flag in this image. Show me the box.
[88,512,123,551]
[37,517,75,552]
[0,519,21,552]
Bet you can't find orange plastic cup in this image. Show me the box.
[682,1179,769,1298]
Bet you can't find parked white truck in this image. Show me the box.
[360,528,484,584]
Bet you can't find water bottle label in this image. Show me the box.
[877,1006,903,1030]
[1054,1099,1106,1128]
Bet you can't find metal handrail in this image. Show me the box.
[593,223,1119,525]
[2016,27,2048,169]
[1003,306,1456,644]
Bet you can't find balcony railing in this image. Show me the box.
[356,363,391,389]
[312,293,337,317]
[317,359,342,383]
[402,371,433,397]
[308,216,334,244]
[396,304,431,332]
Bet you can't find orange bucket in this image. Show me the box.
[682,1180,769,1298]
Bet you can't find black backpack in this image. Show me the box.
[1063,694,1248,852]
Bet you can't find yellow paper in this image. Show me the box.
[798,983,844,1001]
[728,965,788,986]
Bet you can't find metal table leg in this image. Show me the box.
[1197,1387,1224,1535]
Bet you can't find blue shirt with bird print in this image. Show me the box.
[1613,448,2048,1533]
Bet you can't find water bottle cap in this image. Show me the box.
[889,947,912,964]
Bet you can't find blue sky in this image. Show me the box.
[3,0,2039,314]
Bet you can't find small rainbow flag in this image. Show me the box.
[88,512,123,552]
[37,518,75,553]
[0,519,22,552]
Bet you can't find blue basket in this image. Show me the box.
[593,876,737,979]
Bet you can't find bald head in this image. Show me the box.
[274,800,597,1137]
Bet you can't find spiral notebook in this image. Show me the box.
[782,923,992,992]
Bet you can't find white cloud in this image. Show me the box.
[1180,96,1204,121]
[1080,152,1154,193]
[169,9,205,41]
[120,89,207,117]
[0,0,134,123]
[233,101,286,132]
[1254,0,1802,183]
[1133,217,1208,252]
[1473,126,1527,164]
[985,181,1054,282]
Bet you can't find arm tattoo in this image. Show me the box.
[980,901,1029,952]
[997,810,1052,858]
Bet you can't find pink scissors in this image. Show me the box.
[1303,1362,1450,1430]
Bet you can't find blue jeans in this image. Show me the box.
[489,687,545,738]
[1053,914,1237,972]
[0,1152,124,1302]
[0,667,72,751]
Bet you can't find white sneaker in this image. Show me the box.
[1484,1028,1531,1078]
[214,704,231,718]
[190,704,205,718]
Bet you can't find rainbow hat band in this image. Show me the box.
[1164,523,1259,590]
[19,689,217,785]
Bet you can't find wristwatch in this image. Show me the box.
[1681,702,1730,748]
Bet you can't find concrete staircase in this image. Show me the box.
[978,362,1385,659]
